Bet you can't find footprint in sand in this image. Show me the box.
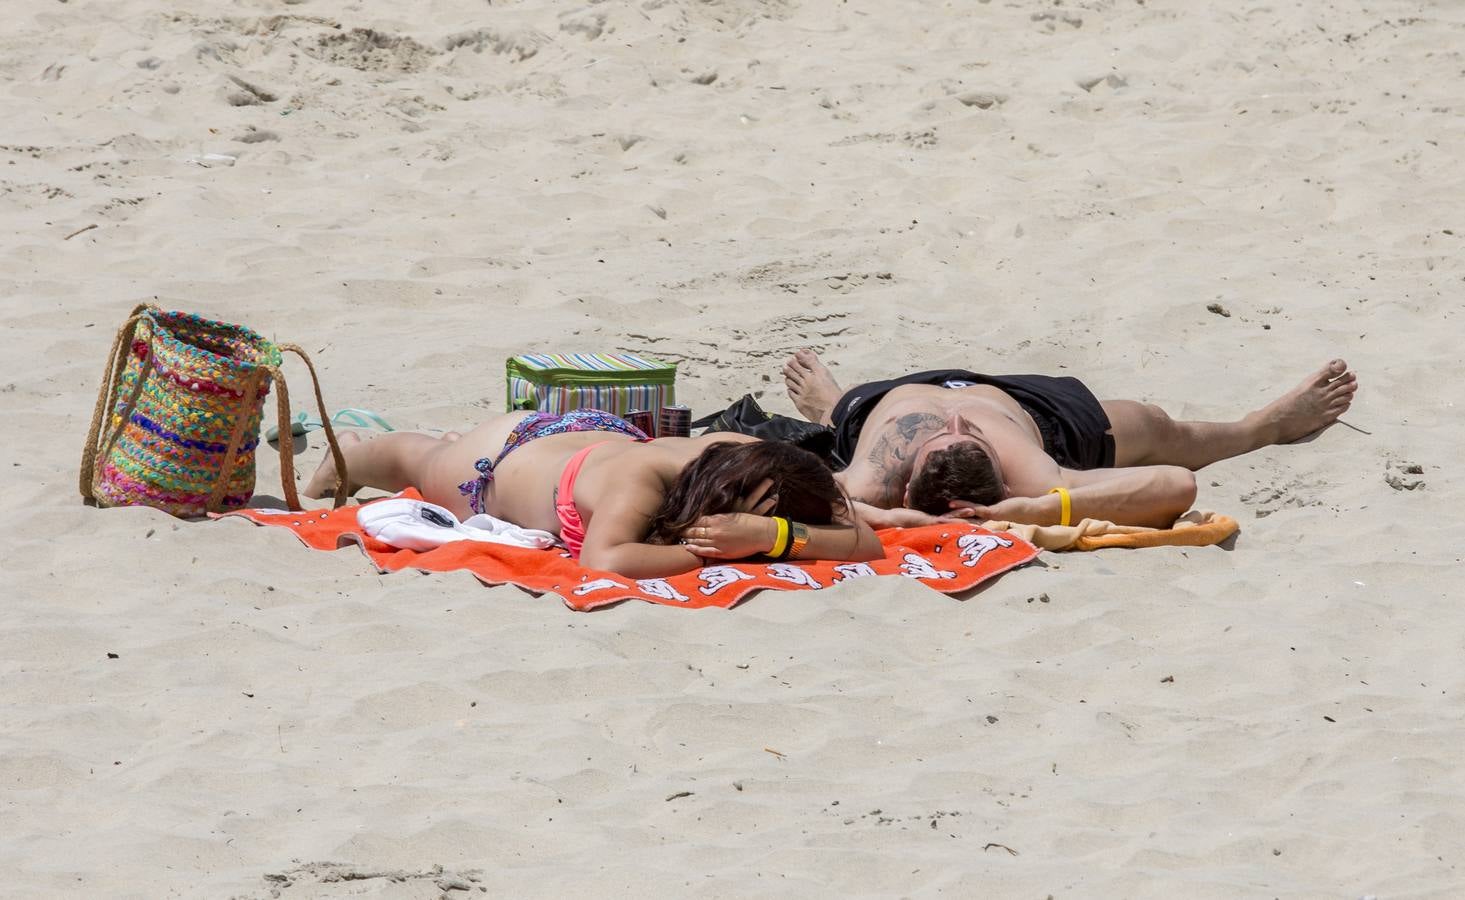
[1031,10,1083,31]
[441,27,546,61]
[302,28,439,73]
[1242,479,1323,518]
[252,862,485,898]
[560,10,609,40]
[1384,460,1425,492]
[233,128,281,144]
[1077,73,1128,94]
[954,90,1006,109]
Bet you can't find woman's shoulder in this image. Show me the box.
[687,432,758,448]
[651,432,756,461]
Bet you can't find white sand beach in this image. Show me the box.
[3,0,1462,895]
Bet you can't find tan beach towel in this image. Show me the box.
[982,511,1238,552]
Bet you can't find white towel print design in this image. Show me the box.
[697,565,755,595]
[833,562,878,582]
[636,578,690,603]
[956,532,1015,567]
[767,563,820,589]
[574,547,991,599]
[573,577,626,595]
[899,553,956,580]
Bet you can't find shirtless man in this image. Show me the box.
[781,350,1358,529]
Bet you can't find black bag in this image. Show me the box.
[691,394,837,465]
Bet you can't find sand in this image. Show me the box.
[3,0,1463,896]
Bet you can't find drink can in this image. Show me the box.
[625,409,656,438]
[659,404,691,438]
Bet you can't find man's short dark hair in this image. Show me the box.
[908,443,1002,514]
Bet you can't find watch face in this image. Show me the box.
[789,522,810,558]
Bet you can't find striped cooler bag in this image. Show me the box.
[506,353,677,429]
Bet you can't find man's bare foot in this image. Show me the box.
[1259,359,1358,443]
[304,431,360,499]
[782,349,845,425]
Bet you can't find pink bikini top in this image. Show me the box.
[554,442,609,559]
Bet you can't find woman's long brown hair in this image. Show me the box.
[645,440,848,545]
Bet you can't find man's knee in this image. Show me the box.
[1154,466,1198,519]
[1173,467,1198,507]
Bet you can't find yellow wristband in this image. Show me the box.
[1049,487,1072,527]
[769,516,791,558]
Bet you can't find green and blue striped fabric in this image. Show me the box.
[506,352,677,422]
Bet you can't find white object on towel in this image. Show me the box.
[357,498,558,551]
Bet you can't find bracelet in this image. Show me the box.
[786,521,811,560]
[768,516,791,558]
[1048,487,1072,527]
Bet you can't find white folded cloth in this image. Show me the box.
[356,498,558,551]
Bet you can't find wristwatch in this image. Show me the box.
[787,522,810,560]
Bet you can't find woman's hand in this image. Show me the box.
[733,478,778,515]
[679,513,777,560]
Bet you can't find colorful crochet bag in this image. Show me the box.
[80,303,349,517]
[506,352,677,420]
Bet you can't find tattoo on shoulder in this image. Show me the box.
[861,412,944,507]
[895,412,944,441]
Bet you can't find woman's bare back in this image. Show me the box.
[305,409,759,540]
[433,417,756,536]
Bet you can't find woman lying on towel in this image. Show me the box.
[303,409,882,578]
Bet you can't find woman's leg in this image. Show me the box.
[303,412,536,516]
[303,431,453,498]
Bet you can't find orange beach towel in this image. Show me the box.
[217,489,1039,611]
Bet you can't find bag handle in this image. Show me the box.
[254,344,348,515]
[202,344,349,513]
[206,370,266,513]
[80,303,155,504]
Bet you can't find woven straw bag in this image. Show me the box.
[80,303,349,517]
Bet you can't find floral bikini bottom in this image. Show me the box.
[456,409,650,515]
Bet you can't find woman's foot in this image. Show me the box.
[1258,359,1358,443]
[304,431,360,499]
[782,349,845,425]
